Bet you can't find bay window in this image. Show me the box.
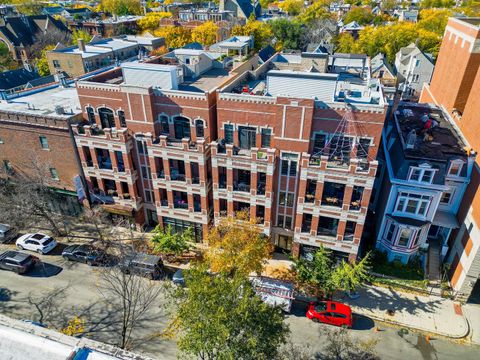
[395,192,431,216]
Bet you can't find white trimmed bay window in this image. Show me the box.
[394,192,431,217]
[382,219,424,249]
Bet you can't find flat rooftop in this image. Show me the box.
[0,84,81,118]
[224,69,384,105]
[0,315,153,360]
[51,36,162,59]
[395,104,467,161]
[178,68,233,92]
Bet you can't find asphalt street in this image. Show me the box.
[1,242,479,360]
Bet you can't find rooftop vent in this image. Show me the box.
[406,129,416,149]
[55,105,65,115]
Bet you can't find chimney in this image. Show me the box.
[78,39,86,52]
[406,129,417,149]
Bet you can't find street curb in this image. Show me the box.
[354,309,470,339]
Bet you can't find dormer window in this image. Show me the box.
[448,161,464,177]
[408,165,435,184]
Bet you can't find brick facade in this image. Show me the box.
[0,110,82,192]
[420,17,480,300]
[71,59,387,259]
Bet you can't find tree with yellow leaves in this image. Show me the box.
[296,0,333,24]
[61,316,86,337]
[100,0,142,16]
[277,0,304,16]
[138,11,172,31]
[231,19,273,51]
[191,21,219,47]
[153,26,192,49]
[204,211,273,277]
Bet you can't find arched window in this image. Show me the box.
[159,115,169,134]
[195,119,205,138]
[98,108,115,129]
[173,116,191,140]
[118,110,126,128]
[86,106,95,124]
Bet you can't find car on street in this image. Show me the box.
[0,251,39,274]
[118,253,164,280]
[172,269,185,286]
[0,224,17,243]
[306,301,353,328]
[62,244,110,266]
[16,233,57,254]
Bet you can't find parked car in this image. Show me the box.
[0,251,39,274]
[306,301,353,328]
[0,224,17,243]
[172,269,185,286]
[16,233,57,254]
[62,244,110,266]
[118,253,164,280]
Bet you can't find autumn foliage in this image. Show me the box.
[204,211,273,277]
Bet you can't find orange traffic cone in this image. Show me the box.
[426,335,431,342]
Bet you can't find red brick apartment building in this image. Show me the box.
[420,17,480,301]
[72,48,387,260]
[0,84,84,214]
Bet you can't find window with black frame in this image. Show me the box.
[174,117,191,140]
[238,126,256,149]
[86,106,95,124]
[118,110,127,128]
[98,108,115,129]
[224,124,234,144]
[195,119,205,138]
[159,115,169,134]
[261,128,271,147]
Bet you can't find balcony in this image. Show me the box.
[257,182,266,195]
[171,172,186,182]
[174,201,188,209]
[321,182,345,208]
[233,169,251,193]
[173,190,188,209]
[233,182,250,192]
[305,179,317,203]
[317,216,339,239]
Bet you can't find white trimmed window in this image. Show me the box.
[383,220,396,243]
[408,165,435,184]
[440,190,454,205]
[448,161,464,177]
[395,192,431,216]
[397,228,412,247]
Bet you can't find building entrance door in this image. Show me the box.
[275,235,292,254]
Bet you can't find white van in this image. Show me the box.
[0,224,16,243]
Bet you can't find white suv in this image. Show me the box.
[16,233,57,255]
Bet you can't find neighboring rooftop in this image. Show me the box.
[394,103,468,162]
[0,83,81,118]
[83,45,243,93]
[0,314,153,360]
[51,36,163,59]
[0,68,39,91]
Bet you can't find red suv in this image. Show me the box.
[306,301,353,328]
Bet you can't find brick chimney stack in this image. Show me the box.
[78,39,86,52]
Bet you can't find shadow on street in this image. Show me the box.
[23,262,63,278]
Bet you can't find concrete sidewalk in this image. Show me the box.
[464,304,480,345]
[334,285,469,339]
